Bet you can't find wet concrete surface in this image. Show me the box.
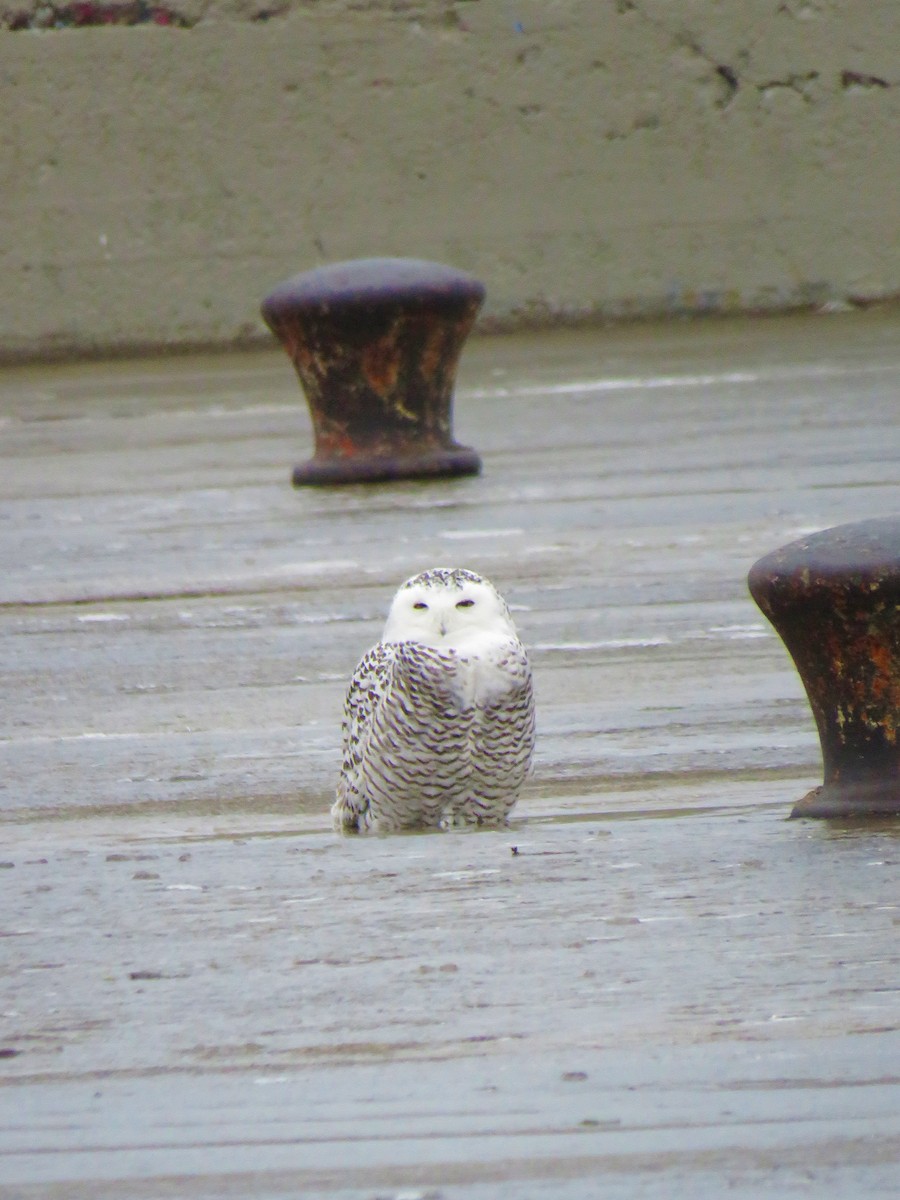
[1,312,899,1197]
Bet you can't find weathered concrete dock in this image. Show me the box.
[1,312,898,1197]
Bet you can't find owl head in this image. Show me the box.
[382,567,519,647]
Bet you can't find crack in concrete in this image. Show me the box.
[757,71,820,102]
[619,0,893,107]
[841,69,891,90]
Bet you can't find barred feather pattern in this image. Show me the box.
[333,633,535,833]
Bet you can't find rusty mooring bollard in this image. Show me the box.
[748,516,900,818]
[260,257,484,485]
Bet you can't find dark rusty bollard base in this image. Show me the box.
[262,258,486,487]
[748,515,900,820]
[292,446,481,486]
[792,781,900,820]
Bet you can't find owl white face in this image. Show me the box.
[381,568,519,648]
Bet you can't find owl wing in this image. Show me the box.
[332,640,470,831]
[333,642,395,830]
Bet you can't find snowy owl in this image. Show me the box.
[333,567,535,833]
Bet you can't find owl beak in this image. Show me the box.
[439,619,448,637]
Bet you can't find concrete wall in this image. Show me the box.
[2,0,898,359]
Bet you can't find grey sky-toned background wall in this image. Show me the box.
[2,0,898,359]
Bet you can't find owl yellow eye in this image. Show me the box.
[456,598,475,608]
[413,601,428,610]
